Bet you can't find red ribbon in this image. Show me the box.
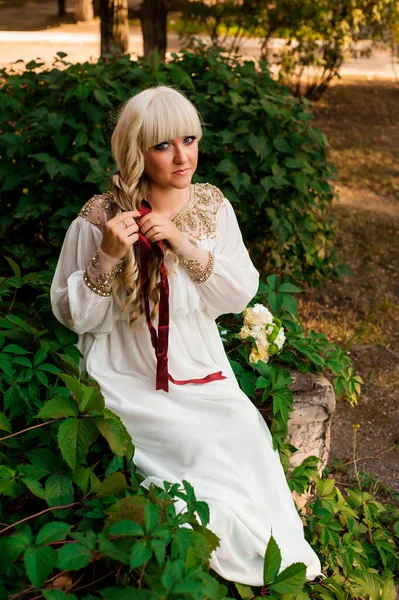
[138,200,226,392]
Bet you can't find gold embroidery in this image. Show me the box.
[83,260,123,297]
[172,183,224,245]
[178,251,215,283]
[79,192,115,227]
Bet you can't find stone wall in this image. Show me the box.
[288,371,336,474]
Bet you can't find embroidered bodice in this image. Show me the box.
[78,183,225,245]
[170,183,224,246]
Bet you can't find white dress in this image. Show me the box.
[51,182,322,586]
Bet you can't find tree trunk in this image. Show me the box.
[58,0,66,18]
[140,0,167,62]
[113,0,129,53]
[100,0,129,55]
[75,0,94,21]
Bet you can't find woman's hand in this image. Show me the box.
[100,210,141,261]
[139,213,186,252]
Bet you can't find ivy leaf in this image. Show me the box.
[3,343,30,355]
[0,412,12,433]
[45,474,74,507]
[36,396,78,419]
[270,562,307,594]
[130,540,152,570]
[4,256,21,277]
[97,472,128,497]
[109,520,145,537]
[274,136,293,154]
[263,535,282,584]
[24,545,56,589]
[57,418,98,472]
[21,477,47,500]
[36,522,71,545]
[144,503,161,535]
[93,411,130,456]
[56,542,92,570]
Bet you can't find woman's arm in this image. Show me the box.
[176,198,259,319]
[50,217,123,336]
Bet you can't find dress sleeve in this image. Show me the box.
[197,198,259,319]
[50,216,119,336]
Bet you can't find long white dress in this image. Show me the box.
[51,182,322,586]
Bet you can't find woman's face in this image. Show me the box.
[144,135,198,190]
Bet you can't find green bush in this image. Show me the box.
[0,48,339,283]
[0,262,397,599]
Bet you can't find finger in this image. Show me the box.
[146,231,165,243]
[108,210,141,227]
[140,221,156,236]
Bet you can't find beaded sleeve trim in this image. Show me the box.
[83,252,123,297]
[177,251,215,284]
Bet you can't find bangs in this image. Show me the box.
[141,90,202,149]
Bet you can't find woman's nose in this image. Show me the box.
[173,143,188,163]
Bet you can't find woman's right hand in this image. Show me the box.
[100,210,141,261]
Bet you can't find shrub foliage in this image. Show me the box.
[0,262,397,599]
[1,48,338,283]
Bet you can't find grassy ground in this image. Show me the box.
[300,78,399,498]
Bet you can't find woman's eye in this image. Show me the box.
[184,136,196,144]
[155,142,170,151]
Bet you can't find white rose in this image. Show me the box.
[238,325,252,339]
[275,327,286,351]
[244,304,274,326]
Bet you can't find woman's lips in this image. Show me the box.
[172,168,190,175]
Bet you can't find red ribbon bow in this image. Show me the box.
[138,200,226,392]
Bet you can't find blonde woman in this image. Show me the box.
[51,86,322,586]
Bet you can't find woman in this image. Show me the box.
[51,85,322,586]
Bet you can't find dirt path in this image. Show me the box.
[302,80,399,498]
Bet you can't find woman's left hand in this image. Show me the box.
[139,213,185,252]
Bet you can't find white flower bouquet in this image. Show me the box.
[238,303,285,364]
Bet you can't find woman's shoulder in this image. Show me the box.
[78,191,117,229]
[194,182,225,209]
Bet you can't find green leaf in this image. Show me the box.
[97,472,128,497]
[45,474,74,507]
[5,256,21,277]
[37,363,62,374]
[24,545,56,589]
[57,417,98,472]
[21,478,47,499]
[130,540,152,569]
[234,583,254,599]
[0,412,12,433]
[57,542,92,570]
[278,283,302,293]
[93,412,130,456]
[144,503,161,534]
[36,396,78,419]
[94,89,111,106]
[270,562,307,594]
[274,136,293,154]
[36,521,71,545]
[109,520,145,537]
[263,535,282,584]
[43,591,78,600]
[3,343,30,355]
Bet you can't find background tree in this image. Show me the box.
[100,0,129,55]
[140,0,168,61]
[75,0,94,21]
[58,0,66,18]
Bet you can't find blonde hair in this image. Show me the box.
[109,85,203,326]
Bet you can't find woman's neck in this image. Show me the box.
[146,183,191,218]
